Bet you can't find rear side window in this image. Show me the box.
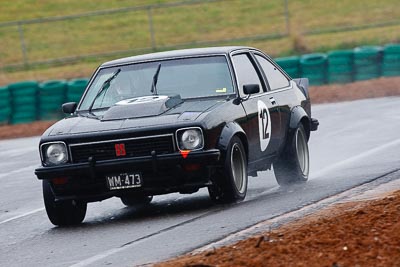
[232,53,263,96]
[255,55,290,90]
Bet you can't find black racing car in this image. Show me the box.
[35,46,319,226]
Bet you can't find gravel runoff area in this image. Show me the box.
[1,76,400,140]
[157,188,400,267]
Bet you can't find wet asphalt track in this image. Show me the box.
[0,96,400,266]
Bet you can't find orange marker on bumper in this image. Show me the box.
[180,150,190,159]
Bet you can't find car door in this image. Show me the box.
[231,52,282,167]
[252,52,293,151]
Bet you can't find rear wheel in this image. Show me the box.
[120,195,153,207]
[43,180,87,226]
[208,136,248,203]
[274,124,309,186]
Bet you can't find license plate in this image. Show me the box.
[106,172,142,190]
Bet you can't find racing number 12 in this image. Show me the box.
[259,108,270,140]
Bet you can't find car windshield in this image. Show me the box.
[79,56,234,111]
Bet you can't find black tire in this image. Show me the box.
[120,194,153,207]
[274,124,309,186]
[208,136,248,203]
[42,180,87,226]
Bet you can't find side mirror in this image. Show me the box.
[243,84,260,95]
[62,102,77,114]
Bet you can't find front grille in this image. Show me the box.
[70,134,175,163]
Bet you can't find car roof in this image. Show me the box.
[101,46,257,67]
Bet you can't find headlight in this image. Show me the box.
[176,128,204,151]
[41,142,68,166]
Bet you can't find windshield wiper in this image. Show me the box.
[87,68,121,114]
[150,64,161,95]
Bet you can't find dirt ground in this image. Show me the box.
[158,190,400,267]
[1,76,400,140]
[0,121,55,140]
[309,76,400,104]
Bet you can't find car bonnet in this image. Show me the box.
[46,97,226,136]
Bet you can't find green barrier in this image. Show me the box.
[0,85,11,124]
[327,50,353,84]
[0,98,10,106]
[8,81,38,124]
[10,114,37,125]
[0,108,11,117]
[384,43,400,54]
[37,106,63,120]
[300,53,327,85]
[0,87,11,123]
[275,56,300,78]
[353,46,382,81]
[0,85,10,97]
[10,105,36,113]
[13,96,36,106]
[38,80,67,120]
[327,50,353,65]
[40,102,63,110]
[382,44,400,77]
[67,78,89,103]
[8,80,38,90]
[0,106,11,114]
[40,95,65,103]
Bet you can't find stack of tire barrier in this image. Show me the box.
[275,56,300,78]
[353,46,382,81]
[327,50,354,84]
[300,53,327,85]
[382,44,400,77]
[67,78,89,103]
[8,81,38,124]
[0,86,11,125]
[38,80,67,120]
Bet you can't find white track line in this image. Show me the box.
[0,208,44,225]
[69,248,123,267]
[311,138,400,178]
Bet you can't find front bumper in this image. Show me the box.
[35,149,220,202]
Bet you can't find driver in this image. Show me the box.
[109,77,130,102]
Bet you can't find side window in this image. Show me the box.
[255,55,290,90]
[232,53,263,95]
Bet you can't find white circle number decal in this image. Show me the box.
[257,100,271,152]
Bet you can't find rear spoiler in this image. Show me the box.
[293,78,309,98]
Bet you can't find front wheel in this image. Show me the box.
[43,180,87,226]
[274,124,309,186]
[208,136,248,203]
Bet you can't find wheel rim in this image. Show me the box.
[295,128,309,176]
[231,143,246,194]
